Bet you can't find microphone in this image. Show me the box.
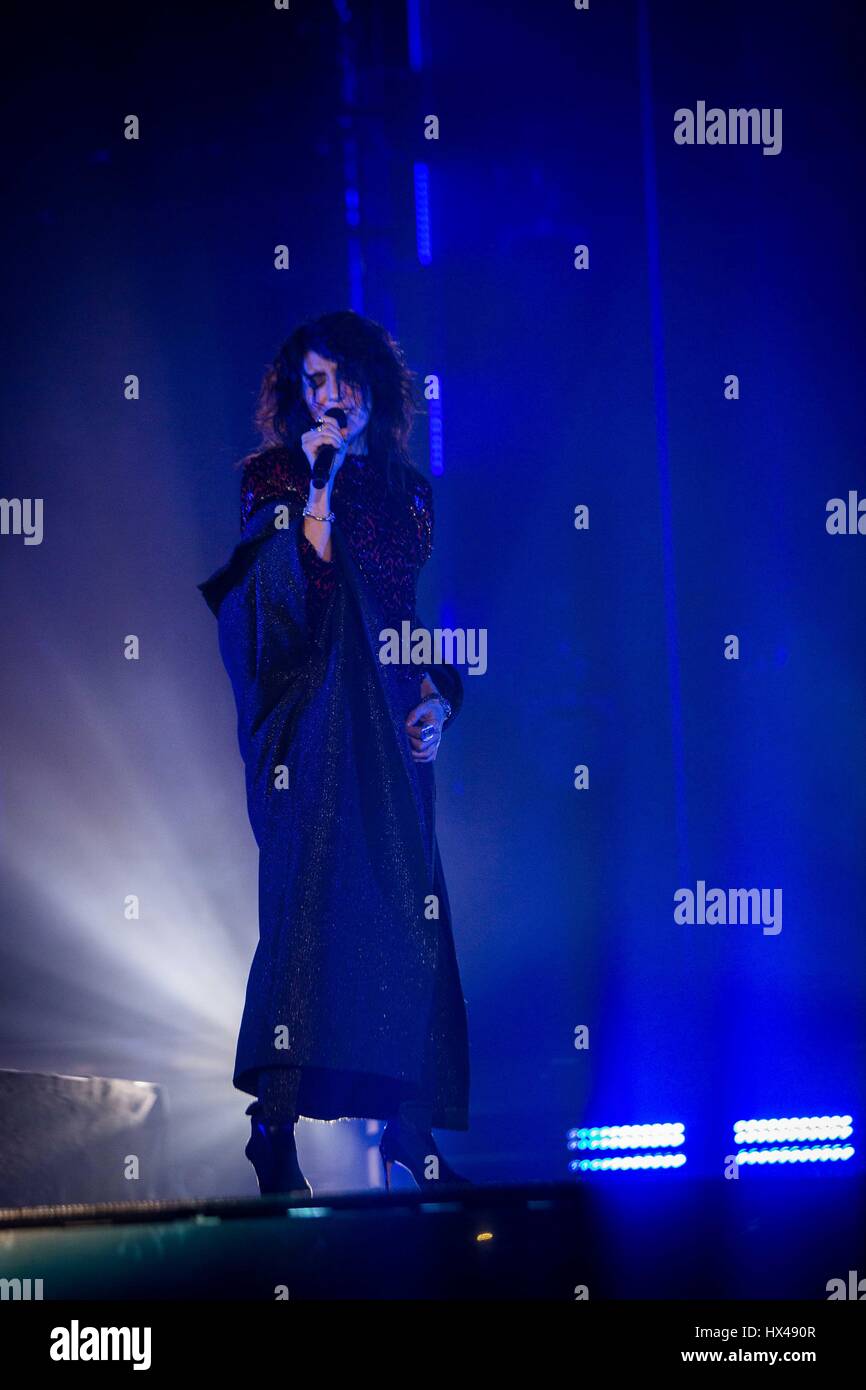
[311,406,348,489]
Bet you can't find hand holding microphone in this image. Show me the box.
[301,406,348,491]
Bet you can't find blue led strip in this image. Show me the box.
[428,393,443,476]
[414,162,432,265]
[736,1146,854,1166]
[567,1122,685,1151]
[567,1122,687,1174]
[636,0,688,877]
[407,0,424,72]
[571,1154,687,1173]
[732,1113,855,1167]
[733,1114,853,1144]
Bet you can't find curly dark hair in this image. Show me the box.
[246,310,421,492]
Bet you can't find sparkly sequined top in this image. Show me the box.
[239,444,434,628]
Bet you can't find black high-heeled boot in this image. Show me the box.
[244,1101,312,1197]
[379,1115,471,1191]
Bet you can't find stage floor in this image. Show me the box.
[1,1172,863,1300]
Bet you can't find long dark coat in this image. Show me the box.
[198,492,469,1128]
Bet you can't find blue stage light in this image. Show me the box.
[733,1114,853,1143]
[428,395,443,476]
[407,0,424,72]
[414,163,432,265]
[569,1153,687,1172]
[567,1122,687,1174]
[735,1145,854,1165]
[566,1122,685,1151]
[344,186,361,229]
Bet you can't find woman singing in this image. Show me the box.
[198,310,470,1196]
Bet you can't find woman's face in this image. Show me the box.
[302,350,371,445]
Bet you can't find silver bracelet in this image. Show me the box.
[303,506,335,523]
[424,691,452,723]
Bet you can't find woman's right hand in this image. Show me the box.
[300,415,348,476]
